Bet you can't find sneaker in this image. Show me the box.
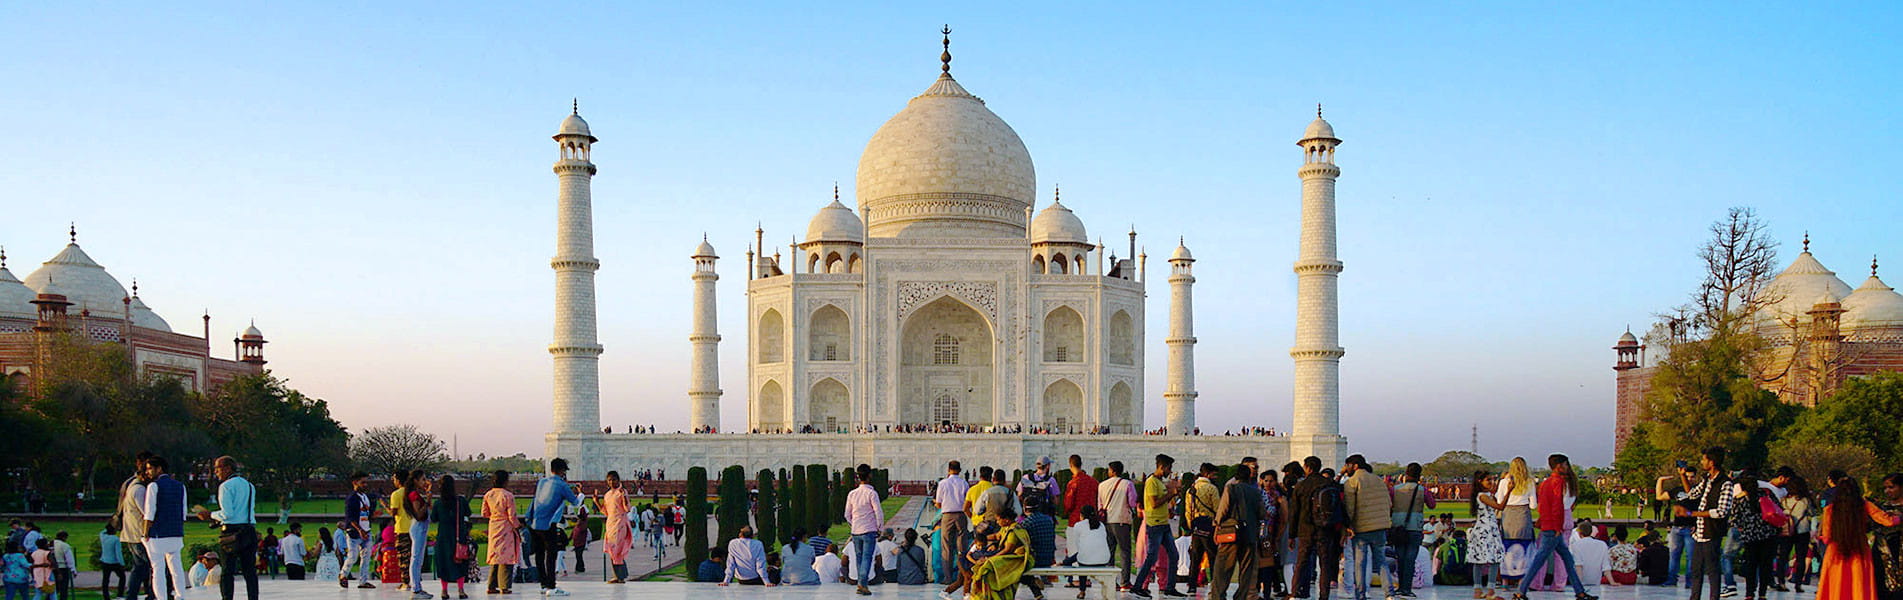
[412,592,434,600]
[546,590,569,597]
[358,583,377,589]
[1162,589,1188,598]
[1130,590,1153,599]
[1721,588,1737,598]
[339,578,349,589]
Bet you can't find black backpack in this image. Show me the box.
[1308,482,1346,529]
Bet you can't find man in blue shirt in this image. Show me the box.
[195,456,258,600]
[141,456,189,600]
[530,458,580,596]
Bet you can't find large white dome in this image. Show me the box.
[1756,252,1852,327]
[23,243,131,318]
[856,73,1035,239]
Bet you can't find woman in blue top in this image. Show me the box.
[3,541,31,600]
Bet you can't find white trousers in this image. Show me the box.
[145,537,187,600]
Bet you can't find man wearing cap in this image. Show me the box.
[1018,457,1061,515]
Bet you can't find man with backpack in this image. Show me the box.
[1184,464,1222,594]
[1290,456,1346,600]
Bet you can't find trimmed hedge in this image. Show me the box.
[756,469,779,547]
[717,465,748,548]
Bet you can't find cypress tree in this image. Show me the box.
[832,469,850,524]
[871,468,890,500]
[717,465,748,547]
[787,464,807,538]
[806,464,829,534]
[756,469,779,547]
[685,466,709,568]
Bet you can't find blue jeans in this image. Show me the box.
[3,582,27,600]
[409,521,430,589]
[342,532,374,583]
[852,532,878,586]
[1133,524,1177,591]
[1517,530,1588,597]
[1392,530,1424,595]
[1345,531,1386,600]
[1667,527,1692,586]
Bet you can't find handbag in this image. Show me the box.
[1387,485,1421,547]
[1214,524,1238,545]
[454,542,473,562]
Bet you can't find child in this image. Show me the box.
[3,542,31,600]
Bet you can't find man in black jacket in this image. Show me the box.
[1209,464,1264,600]
[1290,456,1345,600]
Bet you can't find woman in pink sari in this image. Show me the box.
[481,470,520,594]
[602,471,634,583]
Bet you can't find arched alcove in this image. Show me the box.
[1042,379,1084,429]
[757,309,784,363]
[1043,306,1085,363]
[808,304,850,361]
[1108,310,1135,365]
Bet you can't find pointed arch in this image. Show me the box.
[825,251,844,273]
[1074,254,1087,275]
[1108,381,1136,432]
[847,253,863,273]
[757,308,784,363]
[900,295,995,426]
[1050,252,1068,274]
[807,252,820,274]
[1109,310,1135,365]
[1043,305,1085,363]
[809,378,848,432]
[1042,379,1084,430]
[1032,254,1046,275]
[808,304,850,361]
[757,379,785,431]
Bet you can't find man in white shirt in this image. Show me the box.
[933,461,970,586]
[717,526,772,586]
[815,543,844,584]
[280,524,308,580]
[1568,521,1610,593]
[52,531,78,600]
[875,530,900,583]
[1097,460,1139,590]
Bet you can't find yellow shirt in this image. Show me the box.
[1142,476,1172,527]
[390,488,412,532]
[967,481,994,513]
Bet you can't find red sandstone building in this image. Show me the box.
[1614,241,1903,454]
[0,232,266,393]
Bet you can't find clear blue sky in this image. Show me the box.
[4,3,1898,466]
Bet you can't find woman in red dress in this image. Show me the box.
[1816,478,1900,600]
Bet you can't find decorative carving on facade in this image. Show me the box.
[897,280,999,321]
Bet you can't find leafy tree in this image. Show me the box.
[805,464,829,533]
[1641,207,1796,468]
[198,373,350,497]
[1421,451,1490,479]
[684,467,709,568]
[348,424,447,476]
[1611,423,1669,488]
[716,465,748,547]
[756,469,778,547]
[1775,371,1903,475]
[1767,443,1877,488]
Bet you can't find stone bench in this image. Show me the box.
[1026,566,1120,600]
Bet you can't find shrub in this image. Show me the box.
[806,464,829,534]
[717,465,748,547]
[756,469,779,546]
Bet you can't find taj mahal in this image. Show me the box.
[545,33,1349,480]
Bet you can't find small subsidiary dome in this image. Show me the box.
[241,322,264,338]
[1171,241,1194,261]
[0,263,35,320]
[1302,116,1337,142]
[1843,274,1903,331]
[805,200,866,244]
[1617,331,1639,345]
[128,295,172,332]
[1030,200,1087,245]
[557,112,595,141]
[693,238,718,258]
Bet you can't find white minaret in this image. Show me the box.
[689,236,722,432]
[1291,106,1346,463]
[550,103,603,434]
[1164,238,1197,435]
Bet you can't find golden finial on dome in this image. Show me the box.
[572,98,579,115]
[941,25,953,75]
[1317,103,1323,118]
[69,222,77,244]
[1053,184,1060,204]
[1874,255,1881,277]
[833,182,840,202]
[0,245,7,269]
[1803,231,1810,253]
